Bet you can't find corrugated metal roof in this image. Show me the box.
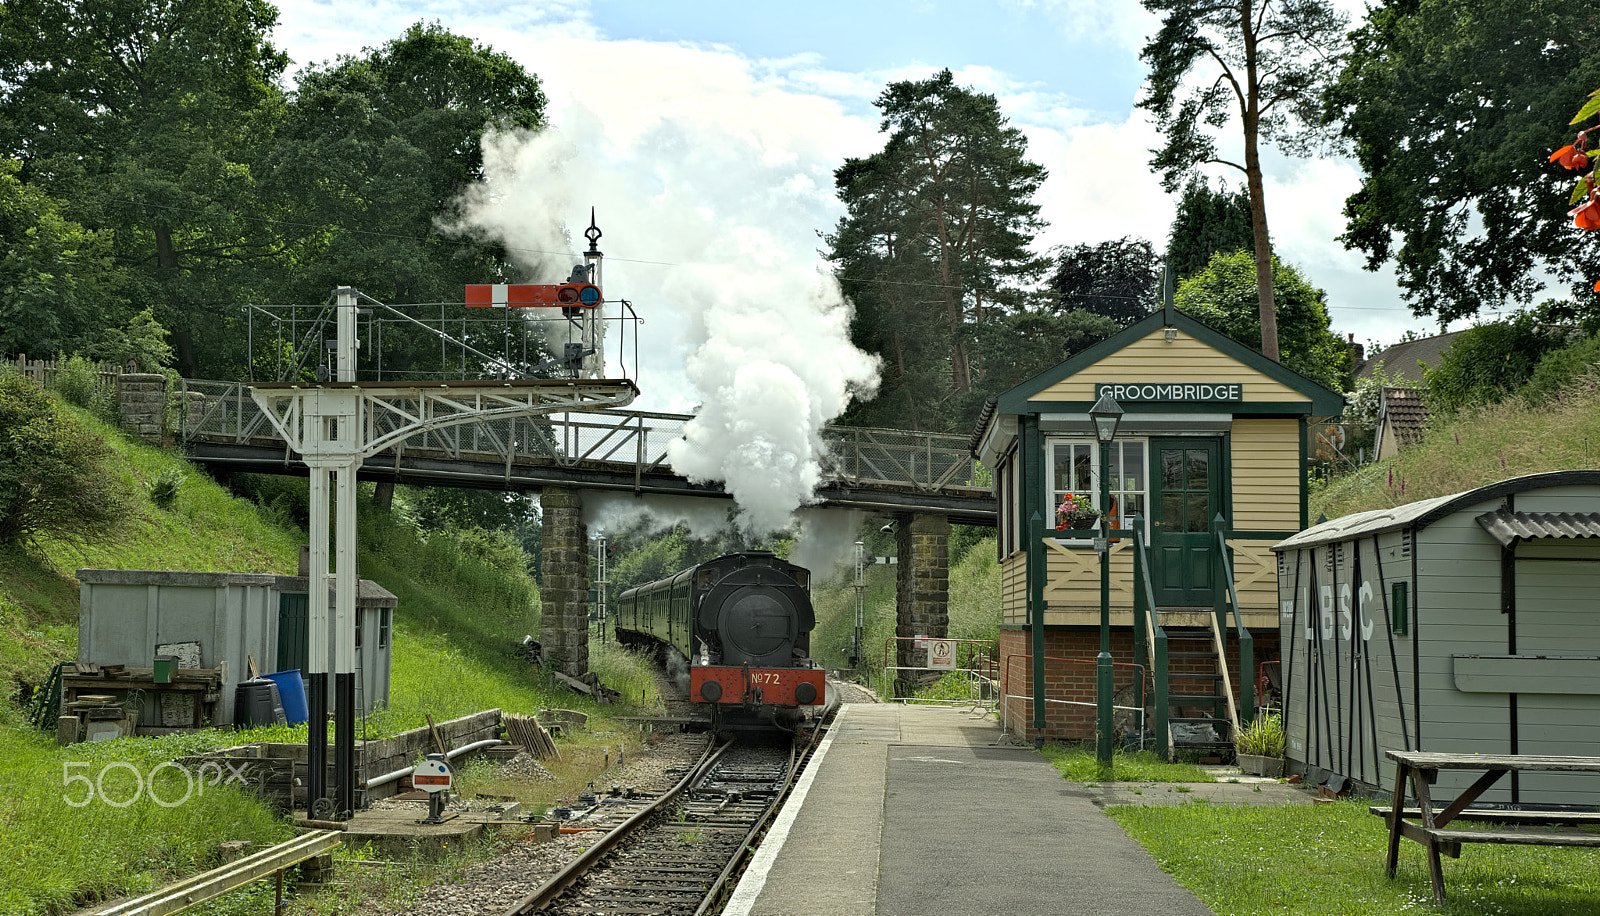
[1474,508,1600,547]
[1273,470,1600,552]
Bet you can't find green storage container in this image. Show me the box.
[152,655,178,684]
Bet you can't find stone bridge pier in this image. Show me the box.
[538,487,590,677]
[895,512,950,698]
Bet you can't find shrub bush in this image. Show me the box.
[50,354,118,421]
[0,372,130,547]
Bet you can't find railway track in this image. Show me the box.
[503,730,816,916]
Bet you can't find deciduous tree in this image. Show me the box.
[1329,0,1600,320]
[1176,250,1350,392]
[0,0,290,375]
[1046,237,1162,327]
[1139,0,1348,362]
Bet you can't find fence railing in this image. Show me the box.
[175,379,987,495]
[882,637,999,707]
[1,354,123,388]
[999,653,1148,746]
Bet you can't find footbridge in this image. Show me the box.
[175,378,996,523]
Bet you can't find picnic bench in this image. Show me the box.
[1372,750,1600,903]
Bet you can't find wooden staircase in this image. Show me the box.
[1156,610,1235,753]
[1133,518,1257,760]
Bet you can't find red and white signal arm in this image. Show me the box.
[413,759,452,793]
[465,283,602,308]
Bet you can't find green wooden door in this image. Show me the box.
[1151,438,1222,606]
[277,593,309,672]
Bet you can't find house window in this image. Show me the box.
[379,608,392,650]
[354,612,363,649]
[1047,438,1149,539]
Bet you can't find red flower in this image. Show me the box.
[1575,198,1600,230]
[1551,144,1593,171]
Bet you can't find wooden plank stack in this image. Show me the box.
[502,713,561,761]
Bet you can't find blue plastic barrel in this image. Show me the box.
[263,669,308,725]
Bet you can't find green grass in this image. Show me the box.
[1110,800,1600,915]
[0,723,295,916]
[1039,742,1216,782]
[0,395,662,913]
[1314,368,1600,521]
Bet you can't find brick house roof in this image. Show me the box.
[1354,331,1463,386]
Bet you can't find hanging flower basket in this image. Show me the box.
[1055,494,1101,531]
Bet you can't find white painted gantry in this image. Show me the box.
[250,288,637,816]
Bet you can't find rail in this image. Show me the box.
[93,829,341,916]
[503,740,732,914]
[174,378,985,496]
[1132,520,1171,758]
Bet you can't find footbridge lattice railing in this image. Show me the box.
[175,379,986,495]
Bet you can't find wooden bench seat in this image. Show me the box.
[1370,805,1600,827]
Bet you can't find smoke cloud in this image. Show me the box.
[447,101,880,536]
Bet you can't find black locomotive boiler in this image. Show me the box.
[615,551,824,728]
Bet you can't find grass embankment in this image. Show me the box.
[0,401,657,915]
[1111,800,1600,915]
[809,535,1001,697]
[1314,369,1600,520]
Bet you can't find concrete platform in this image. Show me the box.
[342,802,487,859]
[726,703,1233,916]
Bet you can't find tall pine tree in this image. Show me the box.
[827,70,1047,431]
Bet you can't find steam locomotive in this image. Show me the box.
[615,551,825,729]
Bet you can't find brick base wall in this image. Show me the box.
[999,627,1279,743]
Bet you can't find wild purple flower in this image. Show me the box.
[1388,469,1394,487]
[1454,432,1460,445]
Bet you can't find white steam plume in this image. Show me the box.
[447,102,880,536]
[581,491,735,539]
[788,508,867,580]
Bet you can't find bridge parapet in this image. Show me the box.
[176,379,986,496]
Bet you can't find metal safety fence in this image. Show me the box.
[1001,654,1148,746]
[882,637,999,709]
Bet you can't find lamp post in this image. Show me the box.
[1090,391,1124,769]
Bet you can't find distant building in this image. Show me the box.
[1374,387,1430,460]
[1354,331,1463,387]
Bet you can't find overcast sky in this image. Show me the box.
[269,0,1486,413]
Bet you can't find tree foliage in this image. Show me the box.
[0,0,291,375]
[1175,250,1350,392]
[1328,0,1600,320]
[1045,237,1161,326]
[1139,0,1348,362]
[1166,178,1254,282]
[0,374,129,547]
[828,69,1048,431]
[1422,311,1571,414]
[263,22,546,305]
[0,160,120,357]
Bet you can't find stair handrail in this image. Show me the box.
[1132,518,1171,759]
[1212,514,1253,742]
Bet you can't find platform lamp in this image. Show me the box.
[1089,390,1124,769]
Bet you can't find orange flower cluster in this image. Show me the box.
[1553,89,1600,290]
[1551,135,1599,230]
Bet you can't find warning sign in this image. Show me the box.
[926,639,956,670]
